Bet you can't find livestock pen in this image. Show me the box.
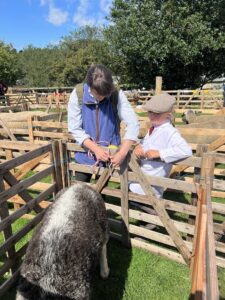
[0,140,225,299]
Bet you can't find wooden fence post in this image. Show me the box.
[119,156,130,247]
[202,153,219,300]
[200,90,204,109]
[155,76,162,95]
[51,141,63,193]
[189,144,208,248]
[177,90,181,108]
[27,115,34,143]
[129,152,191,265]
[58,140,69,188]
[0,175,17,273]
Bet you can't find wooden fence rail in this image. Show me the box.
[3,88,224,110]
[0,141,62,296]
[0,141,224,299]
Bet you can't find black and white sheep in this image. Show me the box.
[16,183,109,300]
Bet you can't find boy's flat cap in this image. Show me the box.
[142,93,176,113]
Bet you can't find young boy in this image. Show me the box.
[129,93,192,200]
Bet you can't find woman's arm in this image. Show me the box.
[67,88,90,145]
[110,90,139,167]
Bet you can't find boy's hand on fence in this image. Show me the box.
[145,150,160,160]
[134,144,145,158]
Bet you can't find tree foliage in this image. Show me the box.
[59,26,113,86]
[0,41,20,85]
[17,45,64,87]
[106,0,225,89]
[16,26,113,87]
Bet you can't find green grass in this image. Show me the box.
[1,239,191,300]
[92,240,190,300]
[1,167,225,299]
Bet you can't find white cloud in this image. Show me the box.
[39,0,112,27]
[40,0,68,26]
[40,0,48,6]
[47,5,68,26]
[73,0,112,27]
[100,0,112,14]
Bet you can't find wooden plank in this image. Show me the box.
[0,244,27,277]
[0,184,55,232]
[0,140,42,151]
[131,238,186,265]
[94,168,112,193]
[203,154,219,299]
[27,115,34,143]
[0,143,52,174]
[178,128,225,136]
[33,130,72,139]
[208,135,225,151]
[32,120,68,129]
[0,175,17,273]
[102,186,198,216]
[119,157,130,247]
[0,118,25,154]
[0,210,45,257]
[51,141,63,192]
[0,166,54,206]
[0,268,20,297]
[14,152,49,181]
[130,224,192,251]
[69,162,199,193]
[59,141,69,188]
[2,170,43,213]
[129,153,191,265]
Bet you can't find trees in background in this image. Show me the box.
[15,26,112,87]
[0,41,20,85]
[106,0,225,89]
[59,26,113,86]
[1,1,225,89]
[17,45,64,87]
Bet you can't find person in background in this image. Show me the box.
[68,64,139,182]
[129,93,192,223]
[0,81,8,96]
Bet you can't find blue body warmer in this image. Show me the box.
[75,83,120,165]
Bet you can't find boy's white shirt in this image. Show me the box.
[129,121,192,197]
[67,88,139,145]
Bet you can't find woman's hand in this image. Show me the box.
[94,146,110,162]
[134,144,145,158]
[110,149,127,167]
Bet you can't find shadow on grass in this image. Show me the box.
[92,239,132,300]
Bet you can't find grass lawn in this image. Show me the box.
[1,237,191,300]
[2,218,225,299]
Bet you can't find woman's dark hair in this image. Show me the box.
[85,64,115,96]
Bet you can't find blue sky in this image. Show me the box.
[0,0,112,50]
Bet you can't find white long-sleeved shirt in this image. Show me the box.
[68,88,139,145]
[129,121,192,197]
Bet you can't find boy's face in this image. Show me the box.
[148,111,171,126]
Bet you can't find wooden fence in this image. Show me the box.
[0,141,63,296]
[0,142,224,298]
[4,92,69,110]
[129,89,224,110]
[3,88,224,111]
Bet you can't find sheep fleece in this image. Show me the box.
[17,183,109,300]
